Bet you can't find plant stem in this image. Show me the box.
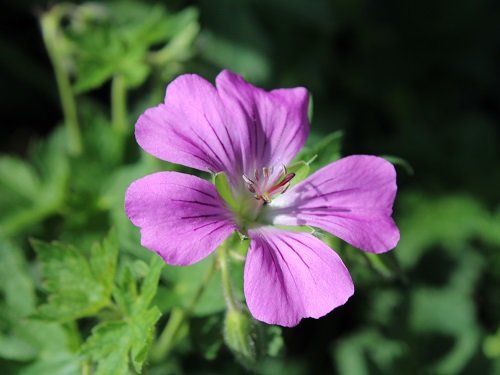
[111,74,127,135]
[150,257,217,362]
[150,308,185,363]
[218,242,238,311]
[81,361,90,375]
[40,7,82,156]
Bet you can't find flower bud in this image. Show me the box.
[224,309,257,367]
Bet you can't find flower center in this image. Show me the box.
[242,166,295,204]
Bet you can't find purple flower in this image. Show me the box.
[125,70,399,327]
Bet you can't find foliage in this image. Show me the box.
[0,0,499,374]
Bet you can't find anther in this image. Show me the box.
[242,174,254,185]
[263,167,272,178]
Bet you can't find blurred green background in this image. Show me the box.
[0,0,499,374]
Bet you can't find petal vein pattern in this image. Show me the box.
[126,70,400,327]
[125,172,236,265]
[135,70,309,186]
[216,71,309,174]
[244,228,354,327]
[268,155,400,253]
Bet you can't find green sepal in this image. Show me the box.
[214,172,238,211]
[273,224,316,234]
[294,130,343,172]
[381,155,414,176]
[308,93,314,124]
[286,161,310,187]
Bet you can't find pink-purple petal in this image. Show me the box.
[135,71,309,186]
[125,172,236,265]
[269,155,400,253]
[244,228,354,327]
[135,74,244,179]
[216,70,309,174]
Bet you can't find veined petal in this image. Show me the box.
[216,70,309,174]
[269,155,400,253]
[125,172,236,265]
[135,74,244,181]
[244,227,354,327]
[135,71,309,186]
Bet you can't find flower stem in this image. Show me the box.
[150,257,217,362]
[81,361,90,375]
[40,6,82,156]
[111,74,127,135]
[218,242,238,311]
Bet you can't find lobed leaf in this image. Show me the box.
[31,230,118,321]
[81,255,164,375]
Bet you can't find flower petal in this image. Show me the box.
[216,70,309,174]
[125,172,236,265]
[244,227,354,327]
[135,74,245,180]
[269,155,400,253]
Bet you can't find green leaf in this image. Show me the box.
[0,239,36,317]
[333,330,403,375]
[0,127,69,237]
[263,326,284,357]
[396,193,495,269]
[484,328,500,359]
[68,3,199,92]
[0,156,41,201]
[19,352,80,375]
[147,7,199,68]
[214,172,238,211]
[0,240,74,362]
[410,286,480,374]
[81,255,163,375]
[0,239,37,361]
[90,228,119,294]
[31,230,118,321]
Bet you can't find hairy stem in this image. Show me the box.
[150,257,217,362]
[81,361,90,375]
[40,7,82,155]
[111,74,127,135]
[218,242,238,311]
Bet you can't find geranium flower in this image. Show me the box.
[125,70,399,327]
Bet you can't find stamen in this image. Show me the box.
[280,182,291,195]
[263,166,272,178]
[242,174,254,185]
[280,165,287,178]
[260,192,271,203]
[268,173,296,195]
[243,167,296,203]
[254,168,260,182]
[242,174,256,193]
